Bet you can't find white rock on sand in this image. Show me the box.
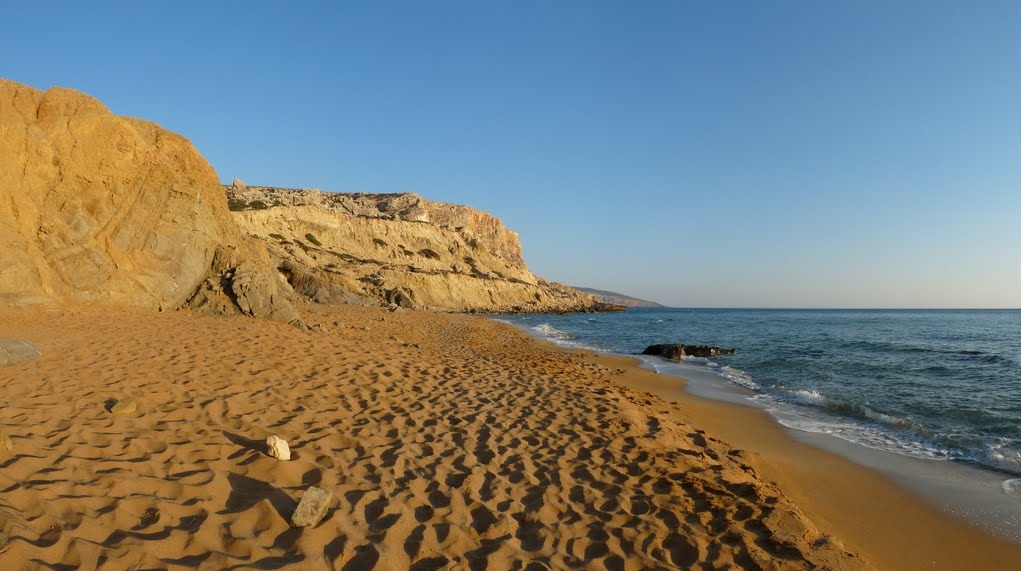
[266,434,290,460]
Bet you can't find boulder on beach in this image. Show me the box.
[291,486,332,527]
[0,79,305,328]
[641,343,736,361]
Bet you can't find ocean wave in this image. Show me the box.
[776,415,952,461]
[860,406,912,427]
[717,365,758,390]
[771,386,913,429]
[791,389,827,406]
[987,440,1021,474]
[653,348,1019,474]
[532,323,573,341]
[773,402,1021,475]
[1002,478,1021,497]
[528,323,603,352]
[841,339,1011,364]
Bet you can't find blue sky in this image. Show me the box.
[4,1,1018,307]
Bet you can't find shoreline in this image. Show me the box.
[570,349,1020,569]
[500,317,1021,567]
[0,304,1016,570]
[499,312,1021,542]
[642,357,1021,544]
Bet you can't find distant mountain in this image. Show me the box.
[572,287,664,308]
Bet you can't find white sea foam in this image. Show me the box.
[529,323,601,351]
[791,389,828,406]
[861,406,911,427]
[718,365,757,390]
[776,414,951,461]
[1002,479,1021,497]
[532,323,572,340]
[988,440,1021,474]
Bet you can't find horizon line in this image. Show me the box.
[637,306,1020,311]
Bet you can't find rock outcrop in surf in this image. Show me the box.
[642,344,736,360]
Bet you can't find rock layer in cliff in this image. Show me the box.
[227,185,621,313]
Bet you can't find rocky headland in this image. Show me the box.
[225,183,621,313]
[0,79,304,326]
[0,78,616,320]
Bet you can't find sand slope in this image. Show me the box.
[0,305,869,570]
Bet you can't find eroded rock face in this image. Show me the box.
[227,186,623,313]
[0,79,303,327]
[185,243,306,329]
[0,79,237,309]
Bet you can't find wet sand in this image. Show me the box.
[0,304,1015,570]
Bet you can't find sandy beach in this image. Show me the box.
[0,304,1017,570]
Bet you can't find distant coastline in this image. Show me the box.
[571,286,663,308]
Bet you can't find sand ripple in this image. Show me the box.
[0,305,869,570]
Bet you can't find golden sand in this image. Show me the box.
[0,304,1015,570]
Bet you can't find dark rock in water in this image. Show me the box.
[642,344,736,361]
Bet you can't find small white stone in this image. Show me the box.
[266,435,291,461]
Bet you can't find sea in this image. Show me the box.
[494,308,1021,515]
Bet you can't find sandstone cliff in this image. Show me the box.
[0,77,614,320]
[0,79,303,326]
[227,185,619,313]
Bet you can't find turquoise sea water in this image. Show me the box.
[496,309,1021,477]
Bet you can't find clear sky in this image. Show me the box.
[4,1,1018,308]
